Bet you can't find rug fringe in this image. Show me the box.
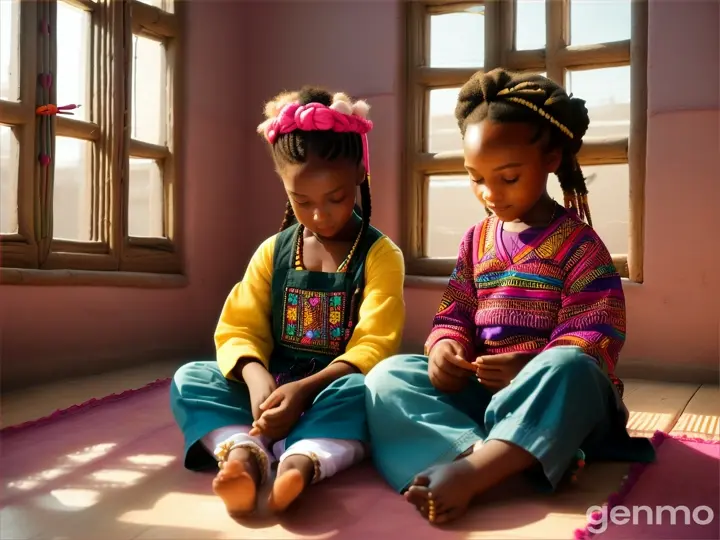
[0,378,171,436]
[573,429,719,540]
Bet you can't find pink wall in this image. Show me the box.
[1,0,718,389]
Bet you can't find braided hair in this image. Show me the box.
[260,86,372,234]
[455,68,593,225]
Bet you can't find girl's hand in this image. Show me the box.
[473,351,537,391]
[249,381,276,422]
[248,380,310,440]
[239,360,278,421]
[428,339,476,393]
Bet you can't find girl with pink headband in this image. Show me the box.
[170,87,405,517]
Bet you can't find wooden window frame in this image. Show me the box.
[0,0,185,287]
[402,0,648,282]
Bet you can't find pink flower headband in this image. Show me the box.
[259,100,374,181]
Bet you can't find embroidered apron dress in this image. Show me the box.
[171,220,384,470]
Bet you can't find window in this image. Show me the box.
[0,0,183,283]
[403,0,648,282]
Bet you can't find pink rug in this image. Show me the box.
[2,380,549,538]
[575,432,720,539]
[2,380,718,540]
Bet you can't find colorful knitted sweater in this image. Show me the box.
[425,207,627,396]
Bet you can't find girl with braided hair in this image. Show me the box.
[171,87,405,517]
[365,69,654,524]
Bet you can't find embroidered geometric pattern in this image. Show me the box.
[425,210,628,397]
[281,287,347,354]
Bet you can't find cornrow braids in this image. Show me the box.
[455,68,593,225]
[265,86,372,233]
[279,200,296,231]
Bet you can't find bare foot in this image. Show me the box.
[405,459,479,524]
[267,454,315,513]
[405,440,536,525]
[212,447,261,517]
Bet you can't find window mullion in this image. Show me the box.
[403,1,429,265]
[95,0,126,262]
[628,0,648,283]
[545,0,569,84]
[36,0,58,266]
[18,1,39,255]
[483,0,501,70]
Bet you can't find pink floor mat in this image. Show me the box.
[2,380,718,540]
[575,432,720,539]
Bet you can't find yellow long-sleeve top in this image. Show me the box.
[215,234,406,378]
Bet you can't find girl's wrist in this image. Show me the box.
[234,358,270,382]
[297,361,357,402]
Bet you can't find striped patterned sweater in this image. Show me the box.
[426,207,627,396]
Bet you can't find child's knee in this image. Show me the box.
[172,361,221,393]
[328,372,365,392]
[365,354,421,394]
[529,347,604,387]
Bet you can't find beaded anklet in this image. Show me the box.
[303,452,322,484]
[214,440,270,486]
[427,494,437,523]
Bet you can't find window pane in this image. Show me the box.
[129,158,164,237]
[136,0,173,12]
[547,164,629,254]
[0,124,19,233]
[516,0,546,50]
[567,67,630,139]
[0,0,21,101]
[136,0,163,7]
[570,0,630,46]
[131,35,166,145]
[57,1,91,121]
[430,7,485,68]
[427,175,485,258]
[53,137,92,241]
[428,87,461,153]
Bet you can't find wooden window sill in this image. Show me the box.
[0,268,188,288]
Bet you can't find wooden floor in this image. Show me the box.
[1,362,718,540]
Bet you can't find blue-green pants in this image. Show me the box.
[365,346,655,492]
[170,360,368,470]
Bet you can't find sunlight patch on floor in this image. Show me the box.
[91,468,147,486]
[39,488,102,510]
[4,443,118,495]
[67,443,118,463]
[626,412,676,433]
[118,492,339,539]
[6,467,70,491]
[672,414,720,438]
[126,454,177,467]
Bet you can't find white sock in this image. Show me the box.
[277,438,365,483]
[201,425,274,482]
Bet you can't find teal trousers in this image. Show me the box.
[170,360,368,470]
[365,346,655,492]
